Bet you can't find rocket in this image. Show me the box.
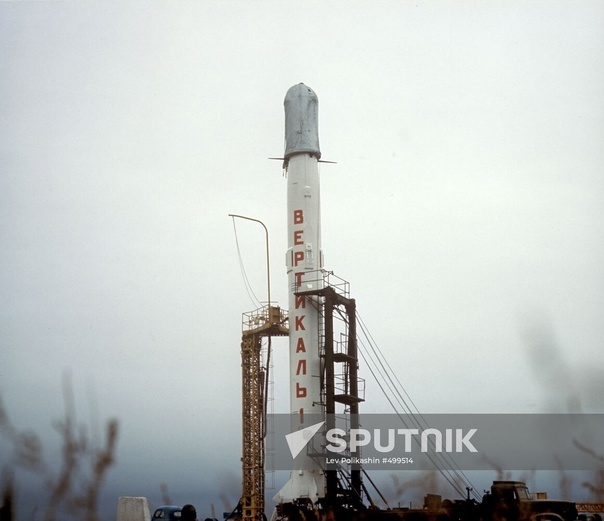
[274,83,326,504]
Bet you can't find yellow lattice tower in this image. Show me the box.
[240,306,288,521]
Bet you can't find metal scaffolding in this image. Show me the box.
[240,305,288,521]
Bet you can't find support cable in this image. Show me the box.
[355,311,480,502]
[230,218,262,309]
[356,342,467,498]
[357,313,479,498]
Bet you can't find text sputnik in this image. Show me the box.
[326,428,479,454]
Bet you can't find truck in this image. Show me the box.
[440,481,578,521]
[274,480,578,521]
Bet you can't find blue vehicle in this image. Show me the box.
[151,506,182,520]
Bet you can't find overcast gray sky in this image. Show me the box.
[1,1,603,518]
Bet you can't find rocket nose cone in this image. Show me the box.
[284,83,321,159]
[284,83,318,104]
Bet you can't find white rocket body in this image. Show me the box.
[274,83,326,504]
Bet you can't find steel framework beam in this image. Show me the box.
[240,306,288,521]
